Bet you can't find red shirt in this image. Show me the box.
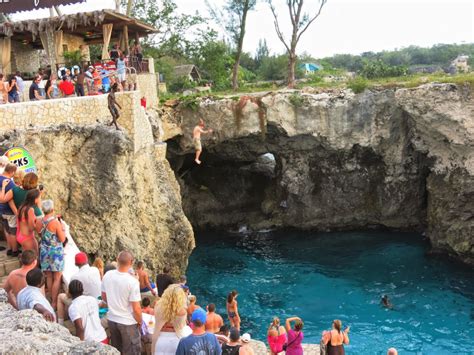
[59,80,75,96]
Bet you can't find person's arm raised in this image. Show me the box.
[343,326,350,344]
[55,219,66,243]
[285,317,300,331]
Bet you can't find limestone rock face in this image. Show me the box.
[0,289,118,354]
[163,84,473,265]
[0,125,194,274]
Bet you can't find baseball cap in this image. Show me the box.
[191,308,207,324]
[241,333,251,343]
[75,252,88,265]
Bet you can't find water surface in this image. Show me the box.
[187,231,474,354]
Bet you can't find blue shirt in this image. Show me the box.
[0,176,15,215]
[176,333,222,355]
[17,286,56,321]
[117,59,126,74]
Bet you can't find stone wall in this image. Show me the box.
[137,73,159,108]
[0,91,153,153]
[11,40,40,75]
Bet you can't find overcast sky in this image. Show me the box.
[12,0,474,58]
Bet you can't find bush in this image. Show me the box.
[168,76,196,93]
[289,93,305,107]
[348,77,369,94]
[359,59,408,79]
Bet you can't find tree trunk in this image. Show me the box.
[232,0,251,91]
[287,51,297,88]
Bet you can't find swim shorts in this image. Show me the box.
[193,138,202,151]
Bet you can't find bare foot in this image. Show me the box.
[195,159,201,165]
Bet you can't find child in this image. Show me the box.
[107,83,122,130]
[141,297,154,315]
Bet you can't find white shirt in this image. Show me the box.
[68,295,107,342]
[101,270,141,325]
[17,286,56,321]
[71,264,101,299]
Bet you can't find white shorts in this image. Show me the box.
[118,73,126,82]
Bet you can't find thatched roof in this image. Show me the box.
[0,0,85,13]
[174,65,201,81]
[0,10,157,42]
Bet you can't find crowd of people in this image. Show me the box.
[0,41,146,105]
[0,157,399,355]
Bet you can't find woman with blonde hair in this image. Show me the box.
[321,319,350,355]
[151,284,192,354]
[267,316,287,354]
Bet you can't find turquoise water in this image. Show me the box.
[186,230,474,354]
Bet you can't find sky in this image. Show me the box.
[12,0,474,58]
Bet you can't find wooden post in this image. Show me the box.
[126,0,133,16]
[123,25,129,55]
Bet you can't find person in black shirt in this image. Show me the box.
[155,267,175,297]
[29,75,44,101]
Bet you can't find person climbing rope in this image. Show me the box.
[193,119,213,164]
[107,83,122,130]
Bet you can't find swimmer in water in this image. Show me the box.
[381,295,393,309]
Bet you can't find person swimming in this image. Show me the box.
[381,295,393,309]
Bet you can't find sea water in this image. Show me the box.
[186,230,474,354]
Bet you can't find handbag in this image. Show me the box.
[283,331,301,351]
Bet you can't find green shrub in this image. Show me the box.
[348,77,369,93]
[289,93,305,107]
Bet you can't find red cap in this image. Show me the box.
[75,252,88,265]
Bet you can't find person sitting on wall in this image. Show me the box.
[58,76,75,97]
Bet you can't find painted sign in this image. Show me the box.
[4,147,37,173]
[0,0,85,14]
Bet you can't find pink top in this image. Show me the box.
[286,329,304,355]
[268,333,287,353]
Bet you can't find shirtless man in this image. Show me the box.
[3,250,37,309]
[136,261,157,296]
[193,119,213,164]
[107,83,122,130]
[205,303,224,333]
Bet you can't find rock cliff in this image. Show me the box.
[161,83,473,265]
[0,125,194,274]
[0,289,118,354]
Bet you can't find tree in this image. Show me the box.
[255,39,269,68]
[268,0,328,88]
[207,0,256,91]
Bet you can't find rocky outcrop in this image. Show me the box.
[0,125,194,274]
[0,289,118,354]
[162,83,473,265]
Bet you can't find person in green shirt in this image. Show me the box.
[0,172,43,217]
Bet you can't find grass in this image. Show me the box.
[158,72,474,106]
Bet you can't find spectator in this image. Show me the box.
[227,290,240,330]
[2,250,37,308]
[321,319,350,355]
[131,40,143,71]
[15,71,25,101]
[58,76,75,97]
[45,75,60,99]
[74,69,86,97]
[387,348,398,355]
[179,275,187,287]
[176,308,222,355]
[17,268,55,322]
[216,325,230,346]
[187,295,201,321]
[141,297,154,315]
[155,266,175,297]
[136,260,157,296]
[12,169,25,187]
[241,333,255,355]
[151,284,192,354]
[0,74,7,104]
[0,163,19,256]
[68,279,108,343]
[35,199,65,310]
[205,303,224,334]
[101,251,142,355]
[16,189,41,254]
[29,75,45,101]
[116,54,127,89]
[92,257,105,279]
[0,155,9,174]
[2,172,43,220]
[267,317,287,355]
[57,252,101,324]
[222,327,245,355]
[7,77,20,103]
[103,261,117,274]
[109,44,122,62]
[85,66,94,94]
[285,317,304,355]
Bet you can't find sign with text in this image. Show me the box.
[4,147,37,173]
[0,0,85,14]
